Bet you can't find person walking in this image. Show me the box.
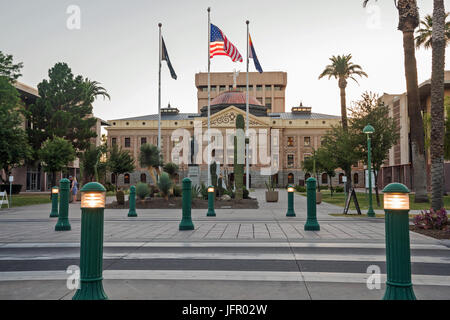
[72,177,78,203]
[68,176,73,203]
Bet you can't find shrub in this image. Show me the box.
[295,186,306,193]
[116,190,125,205]
[334,186,344,193]
[173,185,182,197]
[191,185,201,199]
[104,182,115,192]
[200,183,209,200]
[414,209,448,230]
[150,185,160,195]
[243,187,249,199]
[157,172,173,199]
[136,183,150,200]
[319,185,329,191]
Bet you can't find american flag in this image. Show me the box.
[210,23,243,63]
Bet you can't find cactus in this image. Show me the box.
[116,189,125,205]
[234,114,245,200]
[210,161,218,191]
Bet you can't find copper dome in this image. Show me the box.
[211,91,263,106]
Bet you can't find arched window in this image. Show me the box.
[140,173,147,183]
[322,173,328,184]
[354,173,359,185]
[338,173,344,184]
[111,173,116,185]
[124,173,130,184]
[288,173,294,184]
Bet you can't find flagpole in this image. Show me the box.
[158,23,162,153]
[207,7,211,186]
[245,20,250,191]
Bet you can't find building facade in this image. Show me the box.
[107,90,366,189]
[195,72,287,113]
[380,70,450,192]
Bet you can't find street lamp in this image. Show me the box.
[382,183,416,300]
[363,124,375,217]
[207,186,216,217]
[49,186,59,218]
[72,182,108,300]
[286,185,296,217]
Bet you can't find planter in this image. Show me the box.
[316,192,322,204]
[265,191,279,202]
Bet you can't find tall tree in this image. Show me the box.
[430,0,446,210]
[0,51,23,83]
[415,13,450,49]
[364,0,429,203]
[0,77,32,183]
[315,147,339,196]
[319,54,367,192]
[349,92,400,206]
[27,63,109,159]
[107,145,135,189]
[139,144,163,186]
[38,137,76,187]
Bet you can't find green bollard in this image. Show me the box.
[286,185,296,217]
[179,178,194,230]
[49,186,59,218]
[55,178,71,231]
[382,183,416,300]
[72,182,108,300]
[128,185,137,217]
[206,186,216,217]
[305,177,320,231]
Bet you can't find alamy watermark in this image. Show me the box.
[366,265,381,290]
[365,4,381,30]
[66,265,80,290]
[66,5,81,30]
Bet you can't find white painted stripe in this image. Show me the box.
[0,252,448,264]
[1,242,446,250]
[0,270,449,286]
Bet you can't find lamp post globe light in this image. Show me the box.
[72,182,108,300]
[49,186,59,218]
[363,124,376,217]
[286,185,296,217]
[207,186,216,217]
[382,183,416,300]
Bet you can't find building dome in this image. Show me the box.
[211,91,263,106]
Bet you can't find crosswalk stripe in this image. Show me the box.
[0,270,449,286]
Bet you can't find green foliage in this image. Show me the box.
[200,183,209,200]
[265,177,276,192]
[163,162,179,178]
[415,13,450,50]
[295,186,306,193]
[0,51,23,82]
[38,137,76,185]
[107,144,135,187]
[318,54,368,83]
[157,172,172,199]
[27,63,109,159]
[116,190,125,205]
[136,183,150,200]
[79,144,106,183]
[191,185,201,199]
[243,187,249,199]
[0,77,32,182]
[210,161,218,189]
[173,184,182,197]
[234,114,245,200]
[140,144,163,168]
[334,186,345,193]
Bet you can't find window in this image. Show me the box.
[124,137,131,148]
[288,173,294,184]
[256,85,262,91]
[304,153,312,161]
[111,138,117,146]
[354,173,359,185]
[287,137,294,147]
[265,85,271,91]
[322,173,328,184]
[200,86,208,92]
[140,173,147,183]
[274,85,282,91]
[237,85,245,92]
[265,98,272,110]
[219,85,226,92]
[211,86,217,91]
[141,137,147,145]
[124,173,130,184]
[304,137,311,146]
[287,154,294,167]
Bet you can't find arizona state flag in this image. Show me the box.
[249,34,263,73]
[162,37,177,80]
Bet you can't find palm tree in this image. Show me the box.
[429,0,446,210]
[415,13,450,49]
[139,144,163,186]
[364,0,429,203]
[319,54,368,132]
[83,79,111,104]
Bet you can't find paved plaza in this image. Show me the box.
[0,189,449,300]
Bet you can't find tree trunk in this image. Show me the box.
[402,29,429,203]
[374,169,381,207]
[148,166,158,186]
[430,0,446,210]
[339,78,348,131]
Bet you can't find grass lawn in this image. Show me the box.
[296,192,448,211]
[1,194,52,208]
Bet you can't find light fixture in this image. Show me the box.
[363,124,375,135]
[383,183,410,210]
[287,186,295,193]
[80,183,106,209]
[208,186,215,193]
[52,187,59,194]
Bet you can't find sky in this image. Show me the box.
[1,0,448,123]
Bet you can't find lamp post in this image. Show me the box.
[363,124,376,217]
[128,185,137,217]
[49,186,59,218]
[286,185,296,217]
[55,178,71,231]
[206,186,216,217]
[72,182,108,300]
[382,183,416,300]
